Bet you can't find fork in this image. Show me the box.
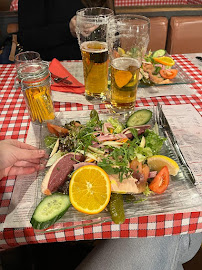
[153,103,162,131]
[51,73,72,85]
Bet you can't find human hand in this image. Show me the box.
[70,15,98,38]
[0,139,46,179]
[69,15,77,37]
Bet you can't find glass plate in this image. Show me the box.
[139,58,195,87]
[34,107,202,233]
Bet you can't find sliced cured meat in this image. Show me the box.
[109,174,146,194]
[41,152,84,195]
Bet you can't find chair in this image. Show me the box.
[0,11,18,47]
[0,11,18,62]
[147,17,168,52]
[166,16,202,54]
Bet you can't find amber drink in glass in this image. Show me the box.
[81,41,108,99]
[76,7,113,104]
[107,15,150,112]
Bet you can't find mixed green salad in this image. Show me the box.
[30,109,180,230]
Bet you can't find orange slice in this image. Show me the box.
[153,56,175,66]
[115,70,132,88]
[69,165,111,214]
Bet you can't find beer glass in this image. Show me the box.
[107,15,150,111]
[76,7,114,104]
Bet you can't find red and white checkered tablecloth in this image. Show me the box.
[0,54,202,250]
[114,0,188,6]
[9,0,18,11]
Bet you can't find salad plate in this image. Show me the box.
[33,106,202,232]
[139,52,195,87]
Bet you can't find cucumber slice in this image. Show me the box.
[127,109,152,127]
[31,193,71,230]
[152,49,166,58]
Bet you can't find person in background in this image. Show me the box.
[1,138,202,270]
[17,0,114,61]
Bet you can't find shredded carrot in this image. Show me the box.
[116,138,129,143]
[86,158,95,163]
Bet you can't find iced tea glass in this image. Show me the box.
[107,15,150,112]
[76,7,114,104]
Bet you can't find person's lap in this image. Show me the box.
[76,233,202,270]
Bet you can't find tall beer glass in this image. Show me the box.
[107,15,150,112]
[76,7,114,104]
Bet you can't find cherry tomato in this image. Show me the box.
[47,123,69,137]
[149,166,169,194]
[160,69,178,79]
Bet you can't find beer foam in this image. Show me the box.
[81,41,108,53]
[112,57,140,70]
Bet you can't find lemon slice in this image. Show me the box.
[118,47,125,56]
[153,56,175,66]
[147,155,179,176]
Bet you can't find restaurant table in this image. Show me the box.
[0,53,202,251]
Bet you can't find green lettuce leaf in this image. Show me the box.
[44,136,58,150]
[144,129,166,155]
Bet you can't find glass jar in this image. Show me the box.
[21,62,55,124]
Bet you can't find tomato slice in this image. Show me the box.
[160,69,178,79]
[47,123,69,137]
[149,166,169,194]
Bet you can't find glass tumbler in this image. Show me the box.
[76,7,114,104]
[107,15,150,112]
[14,51,41,88]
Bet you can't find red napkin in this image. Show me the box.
[49,58,85,94]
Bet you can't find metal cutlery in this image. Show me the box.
[51,73,72,85]
[196,56,202,62]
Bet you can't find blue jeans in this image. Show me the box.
[76,233,202,270]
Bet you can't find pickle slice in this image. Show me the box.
[109,193,125,224]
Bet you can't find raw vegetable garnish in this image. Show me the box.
[44,109,168,184]
[139,49,178,86]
